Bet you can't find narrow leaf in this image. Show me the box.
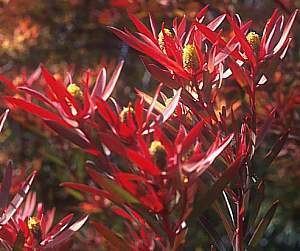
[0,171,36,224]
[181,121,204,154]
[183,134,233,175]
[102,60,124,100]
[99,132,161,176]
[128,13,155,41]
[43,214,74,243]
[226,15,256,68]
[0,109,9,133]
[45,121,93,150]
[42,215,88,248]
[248,201,279,247]
[86,167,140,204]
[158,88,182,123]
[6,97,69,128]
[91,68,106,101]
[263,130,289,168]
[273,10,298,54]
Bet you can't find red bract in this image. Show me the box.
[5,61,124,156]
[111,9,297,95]
[61,106,238,249]
[258,9,298,61]
[13,194,88,251]
[0,162,87,251]
[109,8,235,85]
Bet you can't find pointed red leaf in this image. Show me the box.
[149,13,157,38]
[273,10,298,54]
[146,83,163,124]
[158,88,182,123]
[128,13,155,42]
[21,192,37,220]
[102,60,124,100]
[196,5,209,20]
[0,171,36,224]
[18,86,56,108]
[264,130,289,168]
[259,9,280,58]
[248,201,279,247]
[226,15,257,68]
[99,132,161,176]
[0,74,16,91]
[43,214,74,242]
[96,99,119,126]
[27,65,42,86]
[45,121,97,152]
[196,23,243,61]
[41,66,78,116]
[91,68,106,101]
[6,97,70,128]
[227,58,252,90]
[207,14,226,31]
[42,215,88,248]
[181,121,204,154]
[183,134,233,176]
[86,167,140,204]
[141,57,181,88]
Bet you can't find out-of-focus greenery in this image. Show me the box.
[0,0,299,250]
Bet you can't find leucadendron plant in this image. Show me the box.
[3,6,298,250]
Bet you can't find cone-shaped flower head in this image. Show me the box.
[246,31,260,50]
[27,216,42,241]
[149,140,167,170]
[119,106,134,123]
[182,44,198,71]
[67,83,83,98]
[158,28,173,53]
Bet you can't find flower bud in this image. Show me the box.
[158,28,173,53]
[246,31,260,50]
[67,83,83,98]
[182,44,198,71]
[149,140,167,170]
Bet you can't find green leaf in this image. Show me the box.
[64,187,84,201]
[248,200,279,247]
